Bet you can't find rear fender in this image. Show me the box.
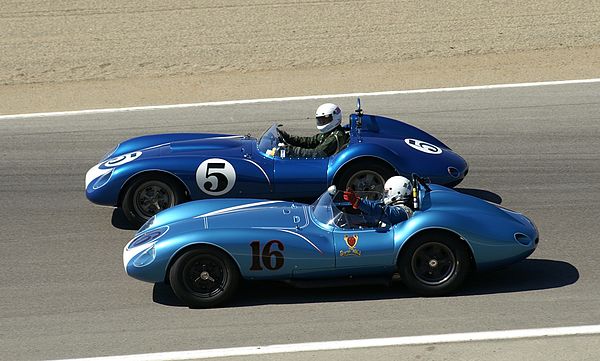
[328,144,405,183]
[394,210,526,270]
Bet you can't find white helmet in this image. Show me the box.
[315,103,342,133]
[383,176,412,205]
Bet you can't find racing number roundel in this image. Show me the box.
[196,158,236,196]
[104,151,142,167]
[404,138,442,155]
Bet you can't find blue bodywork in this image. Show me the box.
[87,113,468,207]
[123,184,538,284]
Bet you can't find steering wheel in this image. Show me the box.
[275,127,289,145]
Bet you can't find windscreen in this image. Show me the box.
[310,190,383,228]
[257,123,278,154]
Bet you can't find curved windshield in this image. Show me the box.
[310,189,384,229]
[257,123,279,154]
[310,191,339,226]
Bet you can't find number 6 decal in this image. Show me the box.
[196,158,236,196]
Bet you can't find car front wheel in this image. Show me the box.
[169,247,240,308]
[122,175,184,227]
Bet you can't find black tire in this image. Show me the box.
[169,247,240,308]
[335,160,396,195]
[398,231,471,296]
[122,174,185,227]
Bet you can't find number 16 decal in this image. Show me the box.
[196,158,236,196]
[250,240,285,271]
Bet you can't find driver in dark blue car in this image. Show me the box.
[343,176,414,226]
[267,103,349,158]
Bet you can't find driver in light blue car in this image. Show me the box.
[343,176,414,226]
[267,103,350,158]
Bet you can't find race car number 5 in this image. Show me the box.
[196,158,236,196]
[404,138,443,155]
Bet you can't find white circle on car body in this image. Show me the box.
[104,151,143,167]
[196,158,236,196]
[404,138,442,155]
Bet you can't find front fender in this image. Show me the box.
[145,198,278,231]
[106,133,236,161]
[126,227,324,283]
[86,156,190,206]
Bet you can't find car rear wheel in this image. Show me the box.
[122,175,185,227]
[169,247,240,308]
[398,232,471,296]
[336,161,395,197]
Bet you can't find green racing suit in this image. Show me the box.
[278,126,349,158]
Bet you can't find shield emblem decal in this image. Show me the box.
[341,234,361,257]
[345,235,357,248]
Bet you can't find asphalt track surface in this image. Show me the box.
[1,82,599,360]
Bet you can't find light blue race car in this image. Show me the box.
[87,99,468,226]
[123,177,538,308]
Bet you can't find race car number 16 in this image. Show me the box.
[196,158,236,196]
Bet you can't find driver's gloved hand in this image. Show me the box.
[276,128,291,143]
[343,188,361,209]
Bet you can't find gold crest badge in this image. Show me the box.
[340,234,361,257]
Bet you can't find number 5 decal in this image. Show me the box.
[196,158,236,196]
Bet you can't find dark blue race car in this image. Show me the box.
[123,179,538,308]
[86,100,468,226]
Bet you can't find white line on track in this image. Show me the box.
[50,324,600,361]
[3,78,600,120]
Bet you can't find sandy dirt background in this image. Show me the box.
[1,0,599,115]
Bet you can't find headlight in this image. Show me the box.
[138,216,155,234]
[127,226,169,249]
[133,244,156,267]
[92,168,114,189]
